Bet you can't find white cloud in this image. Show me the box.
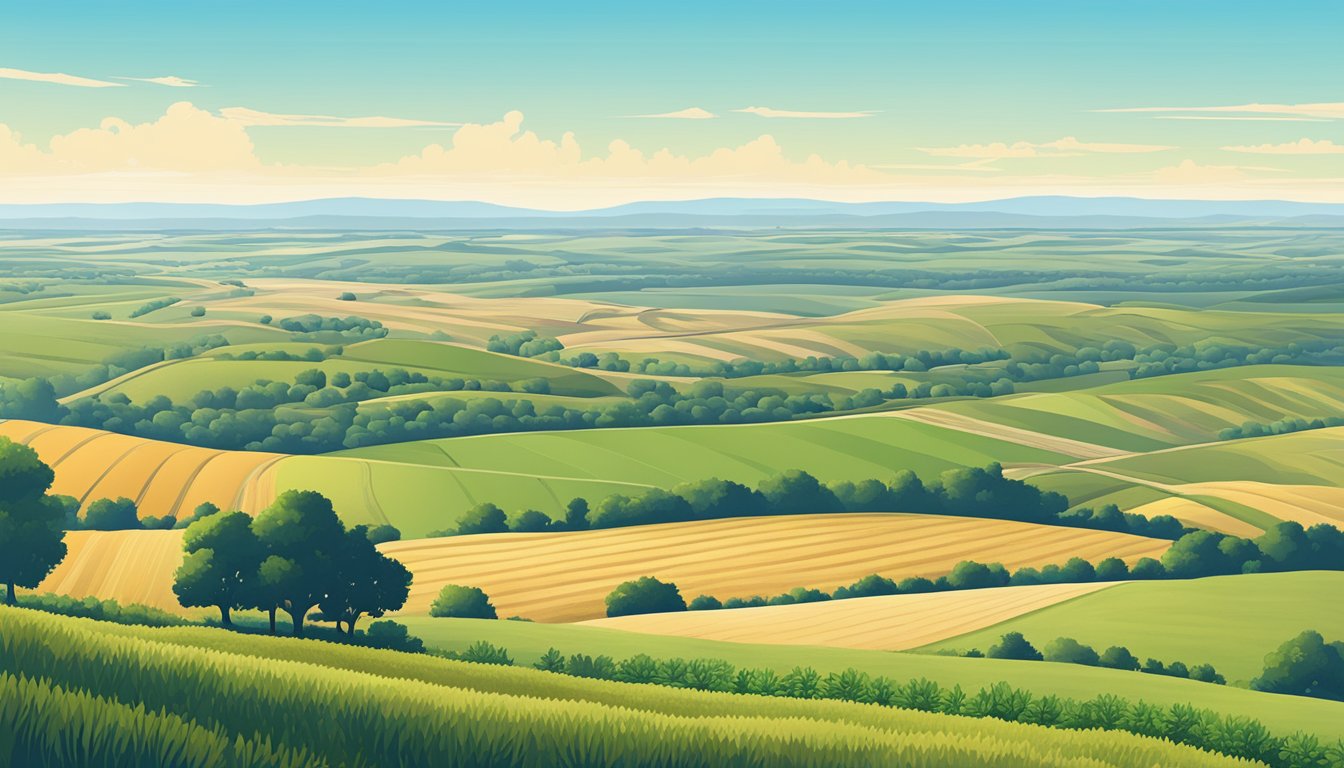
[115,75,201,87]
[1,101,257,172]
[920,137,1172,159]
[218,107,458,128]
[734,106,875,119]
[1100,102,1344,120]
[0,66,123,88]
[1152,159,1284,184]
[628,107,717,119]
[1222,138,1344,155]
[874,159,1001,173]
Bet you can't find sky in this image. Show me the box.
[2,0,1343,208]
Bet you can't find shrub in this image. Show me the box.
[1098,645,1141,671]
[605,576,686,618]
[688,594,722,610]
[91,311,111,320]
[987,632,1043,661]
[1043,637,1100,666]
[338,292,357,301]
[429,585,497,619]
[80,497,140,530]
[456,502,508,535]
[450,640,513,666]
[190,306,206,317]
[363,620,424,653]
[1252,630,1344,700]
[365,524,401,545]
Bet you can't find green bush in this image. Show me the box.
[428,584,497,619]
[605,576,686,617]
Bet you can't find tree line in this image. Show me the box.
[442,639,1338,768]
[432,464,1188,540]
[967,632,1225,684]
[581,518,1344,618]
[171,490,411,636]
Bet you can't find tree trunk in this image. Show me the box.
[347,615,359,636]
[290,605,309,637]
[219,605,232,627]
[268,606,276,634]
[5,581,14,606]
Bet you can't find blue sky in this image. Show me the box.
[2,1,1342,206]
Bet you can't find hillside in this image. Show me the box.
[31,514,1167,620]
[919,571,1344,682]
[3,606,1247,768]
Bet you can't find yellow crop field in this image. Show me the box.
[0,420,283,520]
[384,513,1167,622]
[37,530,188,613]
[585,581,1124,650]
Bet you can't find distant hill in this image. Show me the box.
[2,196,1343,230]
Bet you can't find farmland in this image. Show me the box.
[24,513,1168,621]
[5,227,1344,764]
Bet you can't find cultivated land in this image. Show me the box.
[585,581,1123,649]
[0,607,1258,768]
[25,514,1167,621]
[920,572,1344,682]
[6,227,1344,763]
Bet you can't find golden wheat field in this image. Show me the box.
[584,580,1124,650]
[383,513,1167,622]
[37,530,188,613]
[29,514,1165,621]
[0,420,282,519]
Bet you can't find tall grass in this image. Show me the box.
[0,606,1253,768]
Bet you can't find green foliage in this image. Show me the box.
[129,296,180,318]
[457,502,509,535]
[429,584,497,619]
[79,497,141,530]
[364,523,401,544]
[174,511,262,625]
[190,306,206,317]
[0,606,1297,768]
[363,620,424,653]
[1253,631,1344,701]
[605,576,686,618]
[0,438,66,604]
[15,592,186,627]
[1044,637,1101,666]
[988,632,1043,661]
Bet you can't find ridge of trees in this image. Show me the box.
[430,464,1188,541]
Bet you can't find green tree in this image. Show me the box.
[319,526,413,634]
[1043,637,1100,666]
[172,511,261,626]
[429,584,497,619]
[561,497,590,531]
[174,501,221,529]
[365,523,401,545]
[457,502,508,535]
[1251,630,1344,700]
[0,438,67,604]
[605,576,686,618]
[81,497,140,530]
[987,632,1043,661]
[510,509,553,532]
[1099,645,1141,671]
[251,490,347,637]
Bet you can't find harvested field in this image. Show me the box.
[585,581,1123,650]
[383,513,1167,622]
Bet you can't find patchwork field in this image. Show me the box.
[399,616,1344,742]
[919,572,1344,683]
[585,581,1124,650]
[38,514,1168,621]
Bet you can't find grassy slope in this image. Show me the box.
[395,613,1344,740]
[936,365,1344,451]
[1094,427,1344,486]
[918,572,1344,684]
[0,606,1245,768]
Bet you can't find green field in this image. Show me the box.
[0,606,1250,768]
[395,610,1344,741]
[1094,428,1344,486]
[307,415,1075,533]
[935,365,1344,451]
[918,572,1344,683]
